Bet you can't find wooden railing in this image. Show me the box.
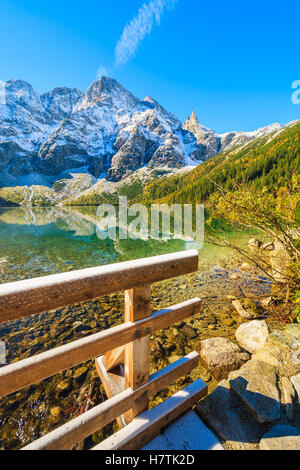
[0,250,207,450]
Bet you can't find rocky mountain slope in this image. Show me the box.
[136,121,300,205]
[0,76,291,205]
[182,111,283,160]
[0,77,205,188]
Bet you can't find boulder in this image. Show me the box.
[235,320,269,354]
[259,425,300,450]
[253,331,300,377]
[228,360,280,424]
[229,273,239,280]
[199,337,250,380]
[196,379,267,450]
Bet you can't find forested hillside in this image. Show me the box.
[137,122,300,205]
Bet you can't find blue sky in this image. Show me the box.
[0,0,299,133]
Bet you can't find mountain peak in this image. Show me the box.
[83,76,139,109]
[3,78,43,111]
[41,87,84,121]
[190,110,199,121]
[0,76,288,188]
[183,111,212,138]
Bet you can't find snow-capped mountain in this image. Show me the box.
[0,77,284,187]
[182,111,283,159]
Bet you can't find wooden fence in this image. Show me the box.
[0,249,207,450]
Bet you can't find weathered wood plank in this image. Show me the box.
[92,379,207,451]
[103,347,124,372]
[95,357,126,429]
[22,352,200,450]
[0,250,198,324]
[124,286,151,423]
[0,298,201,397]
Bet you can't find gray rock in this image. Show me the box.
[196,379,267,450]
[259,424,300,450]
[200,337,250,380]
[235,320,269,354]
[280,377,296,420]
[228,360,280,423]
[253,331,300,377]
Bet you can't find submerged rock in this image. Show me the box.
[232,299,259,319]
[73,366,88,384]
[260,296,273,308]
[240,263,252,272]
[56,380,72,398]
[50,407,62,419]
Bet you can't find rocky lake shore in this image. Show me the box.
[0,251,274,450]
[0,228,299,450]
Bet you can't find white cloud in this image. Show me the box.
[97,65,109,79]
[115,0,178,67]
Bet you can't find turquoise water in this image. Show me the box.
[0,206,203,283]
[0,206,272,450]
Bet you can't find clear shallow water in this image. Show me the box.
[0,206,272,450]
[0,205,256,284]
[0,206,204,283]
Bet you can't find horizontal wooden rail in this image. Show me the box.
[0,298,201,398]
[22,352,200,450]
[0,250,198,324]
[92,379,207,451]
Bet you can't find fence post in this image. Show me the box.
[124,285,151,423]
